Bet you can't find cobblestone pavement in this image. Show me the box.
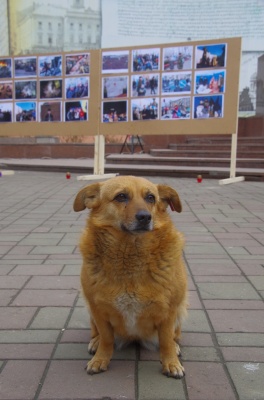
[0,171,263,400]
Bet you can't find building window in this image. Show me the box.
[58,22,62,32]
[38,21,42,30]
[48,22,52,31]
[70,23,74,30]
[48,36,53,45]
[79,23,82,31]
[38,33,43,44]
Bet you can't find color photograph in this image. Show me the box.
[38,55,62,77]
[0,102,12,122]
[193,95,224,118]
[40,79,63,99]
[0,58,12,78]
[65,77,89,99]
[131,74,159,97]
[132,48,160,72]
[195,70,226,94]
[14,56,37,77]
[65,100,88,122]
[131,97,159,120]
[39,101,62,122]
[163,46,193,71]
[65,53,90,75]
[15,102,36,121]
[15,80,37,99]
[103,76,128,98]
[0,81,13,100]
[102,100,127,122]
[102,50,129,74]
[195,43,227,68]
[162,72,191,95]
[161,97,190,119]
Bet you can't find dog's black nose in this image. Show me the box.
[136,210,152,226]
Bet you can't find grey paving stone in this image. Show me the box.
[60,329,90,343]
[0,264,16,275]
[207,310,264,333]
[67,307,90,328]
[138,361,186,400]
[0,307,37,329]
[217,333,264,347]
[0,360,47,400]
[248,276,264,290]
[182,310,211,333]
[25,276,80,290]
[9,264,64,275]
[39,360,135,400]
[184,362,236,400]
[221,347,264,362]
[0,343,54,359]
[227,362,264,400]
[0,330,60,343]
[30,245,75,255]
[30,307,71,329]
[11,289,77,307]
[181,346,220,362]
[197,282,260,300]
[204,299,264,309]
[181,332,214,347]
[0,289,18,306]
[0,276,29,289]
[54,343,136,360]
[60,264,82,275]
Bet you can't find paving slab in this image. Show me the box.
[0,172,264,399]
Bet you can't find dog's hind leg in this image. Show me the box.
[88,317,100,354]
[173,325,182,356]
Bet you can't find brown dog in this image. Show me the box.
[73,176,188,378]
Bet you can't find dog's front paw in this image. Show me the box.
[88,335,100,354]
[85,356,109,375]
[162,359,185,379]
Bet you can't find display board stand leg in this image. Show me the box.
[219,133,245,185]
[77,135,118,181]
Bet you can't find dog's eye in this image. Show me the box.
[114,193,128,202]
[145,194,155,204]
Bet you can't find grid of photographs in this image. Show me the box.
[0,53,90,123]
[101,42,227,123]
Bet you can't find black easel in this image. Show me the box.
[120,135,144,154]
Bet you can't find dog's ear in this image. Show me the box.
[73,183,101,212]
[157,184,182,213]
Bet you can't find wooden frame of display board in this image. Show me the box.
[0,37,242,184]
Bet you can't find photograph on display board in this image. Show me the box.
[15,102,36,122]
[0,81,13,100]
[15,80,37,100]
[39,102,62,122]
[193,95,224,118]
[102,100,127,122]
[38,55,62,77]
[132,48,160,72]
[102,50,129,74]
[0,58,13,78]
[0,103,12,122]
[40,79,63,99]
[163,46,193,71]
[102,76,128,99]
[65,77,89,99]
[65,100,88,122]
[194,70,226,94]
[161,72,191,95]
[14,57,37,78]
[195,44,227,69]
[65,53,90,75]
[132,74,159,97]
[131,97,159,121]
[161,97,190,119]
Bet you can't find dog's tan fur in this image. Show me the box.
[74,176,188,378]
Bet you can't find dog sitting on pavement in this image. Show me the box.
[73,175,188,378]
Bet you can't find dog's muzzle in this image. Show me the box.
[121,210,153,232]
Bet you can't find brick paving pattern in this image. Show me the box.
[0,171,263,400]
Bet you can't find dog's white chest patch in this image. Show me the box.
[115,293,143,335]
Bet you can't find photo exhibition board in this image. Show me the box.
[0,37,241,137]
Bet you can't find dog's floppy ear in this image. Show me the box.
[157,184,182,213]
[73,183,101,212]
